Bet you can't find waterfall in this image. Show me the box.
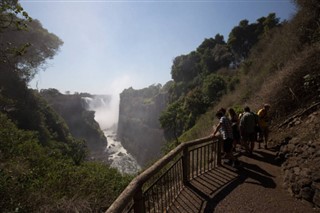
[81,95,141,174]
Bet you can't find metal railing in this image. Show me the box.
[106,135,221,213]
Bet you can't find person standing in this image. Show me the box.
[228,108,240,150]
[257,104,271,149]
[213,110,236,166]
[239,106,257,154]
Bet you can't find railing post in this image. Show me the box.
[182,146,189,185]
[217,138,222,166]
[133,187,145,213]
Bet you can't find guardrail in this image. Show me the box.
[106,135,221,213]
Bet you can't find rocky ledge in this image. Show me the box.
[275,111,320,207]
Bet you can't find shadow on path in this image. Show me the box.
[169,150,277,213]
[202,162,276,212]
[235,148,281,166]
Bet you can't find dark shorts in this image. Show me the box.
[242,132,256,142]
[232,125,240,141]
[223,138,233,153]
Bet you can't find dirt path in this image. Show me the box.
[209,147,320,213]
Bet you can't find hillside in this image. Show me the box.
[40,89,109,162]
[175,0,320,207]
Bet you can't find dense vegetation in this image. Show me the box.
[40,88,108,159]
[1,0,319,211]
[0,1,131,212]
[160,0,320,144]
[160,12,282,142]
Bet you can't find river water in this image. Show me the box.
[82,95,141,175]
[104,129,141,175]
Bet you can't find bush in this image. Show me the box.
[0,112,132,212]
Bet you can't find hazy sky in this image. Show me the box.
[20,0,297,95]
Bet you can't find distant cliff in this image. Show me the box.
[117,84,169,167]
[40,89,108,161]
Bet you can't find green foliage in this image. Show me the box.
[0,0,32,32]
[202,74,226,103]
[160,100,185,141]
[200,43,233,74]
[0,16,63,82]
[0,4,130,211]
[0,112,132,212]
[178,1,320,144]
[293,0,320,44]
[163,14,282,141]
[171,51,201,83]
[228,13,280,62]
[228,76,240,92]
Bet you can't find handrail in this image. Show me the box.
[106,135,219,213]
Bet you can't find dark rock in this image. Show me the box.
[315,150,320,157]
[312,171,320,182]
[287,144,296,152]
[301,168,312,177]
[300,186,314,201]
[298,178,312,187]
[293,167,301,175]
[312,182,320,207]
[292,183,301,197]
[291,138,300,145]
[308,147,316,155]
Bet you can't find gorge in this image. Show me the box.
[40,84,169,174]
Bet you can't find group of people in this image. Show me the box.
[212,104,271,167]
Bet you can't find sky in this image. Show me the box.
[20,0,297,95]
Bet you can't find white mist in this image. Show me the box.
[82,78,141,174]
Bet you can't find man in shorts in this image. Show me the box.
[239,106,257,154]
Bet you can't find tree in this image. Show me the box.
[0,5,63,112]
[0,0,32,31]
[202,74,226,103]
[184,87,209,128]
[228,14,281,62]
[171,51,201,83]
[293,0,320,44]
[200,43,233,74]
[227,19,256,61]
[159,100,185,142]
[197,33,225,54]
[1,19,63,82]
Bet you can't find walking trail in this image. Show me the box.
[169,146,320,213]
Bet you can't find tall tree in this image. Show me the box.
[171,51,201,83]
[228,14,280,62]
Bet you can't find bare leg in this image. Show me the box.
[264,127,269,148]
[250,141,255,153]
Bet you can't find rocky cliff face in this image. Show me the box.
[117,84,168,167]
[273,106,320,208]
[40,89,108,161]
